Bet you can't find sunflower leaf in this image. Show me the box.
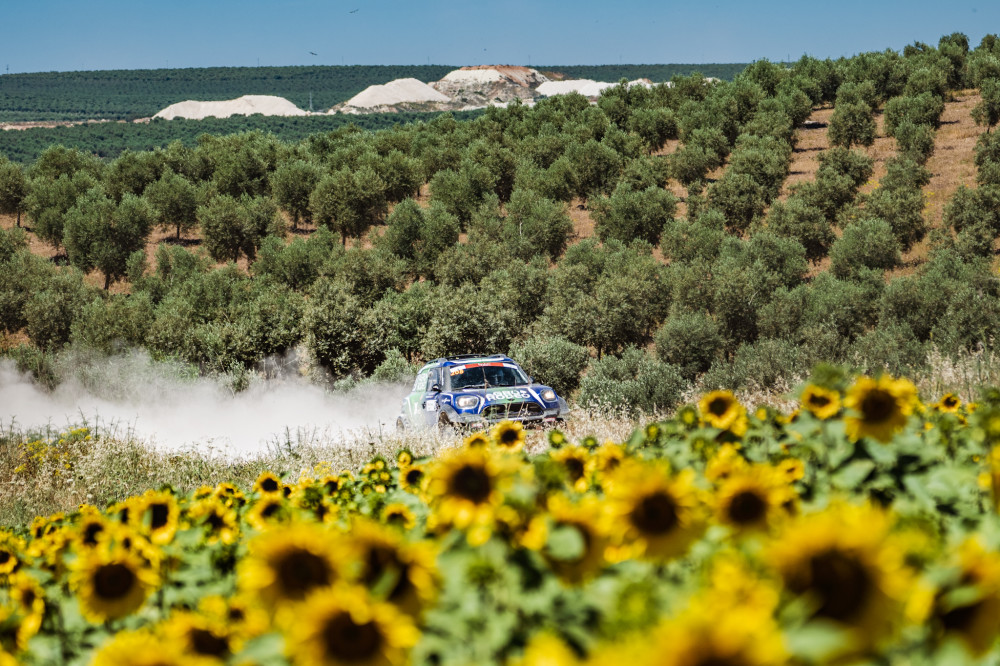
[832,459,875,490]
[546,524,585,562]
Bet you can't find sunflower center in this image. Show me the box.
[564,457,585,481]
[405,468,424,486]
[277,549,332,599]
[322,611,383,662]
[94,563,138,600]
[364,545,413,601]
[150,503,170,530]
[500,428,521,446]
[631,491,679,535]
[940,599,985,633]
[727,490,768,525]
[809,394,831,408]
[261,477,280,493]
[859,389,896,423]
[0,551,10,565]
[803,549,873,622]
[708,398,732,417]
[449,465,492,504]
[260,502,281,519]
[190,628,229,657]
[692,657,751,666]
[206,512,226,531]
[324,480,339,495]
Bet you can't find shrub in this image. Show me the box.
[708,172,767,233]
[766,198,835,262]
[847,322,927,377]
[828,101,876,148]
[863,186,926,251]
[701,338,807,391]
[883,92,945,135]
[591,183,678,246]
[578,347,687,415]
[654,311,724,380]
[661,210,727,264]
[830,218,901,278]
[508,335,590,397]
[370,349,414,383]
[893,121,936,163]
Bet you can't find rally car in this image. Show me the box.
[396,354,569,430]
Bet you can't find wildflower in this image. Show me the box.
[926,539,1000,655]
[253,471,283,495]
[90,630,193,666]
[381,503,417,531]
[133,490,180,546]
[551,445,593,493]
[547,429,567,449]
[714,467,795,533]
[346,518,438,616]
[935,393,962,413]
[542,494,611,584]
[426,446,515,546]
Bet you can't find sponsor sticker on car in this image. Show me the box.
[486,389,532,402]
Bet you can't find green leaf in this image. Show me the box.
[233,632,286,665]
[832,459,875,490]
[545,525,585,562]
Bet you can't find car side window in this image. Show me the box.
[426,369,441,391]
[413,370,429,392]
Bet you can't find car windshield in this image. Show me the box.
[449,364,529,390]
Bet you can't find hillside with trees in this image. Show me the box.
[2,33,999,411]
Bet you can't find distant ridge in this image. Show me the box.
[0,63,748,123]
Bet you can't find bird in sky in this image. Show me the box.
[309,51,318,56]
[349,8,359,13]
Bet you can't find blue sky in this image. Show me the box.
[3,0,999,73]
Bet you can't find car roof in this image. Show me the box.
[419,354,515,371]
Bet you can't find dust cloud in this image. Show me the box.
[0,352,410,456]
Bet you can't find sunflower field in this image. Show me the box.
[6,368,1000,665]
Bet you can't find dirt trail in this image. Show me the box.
[778,106,834,200]
[921,90,982,228]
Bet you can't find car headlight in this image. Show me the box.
[541,389,556,402]
[456,395,479,408]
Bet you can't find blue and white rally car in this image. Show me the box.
[396,354,569,430]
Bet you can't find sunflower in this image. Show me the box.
[605,460,705,562]
[547,429,568,449]
[551,445,594,493]
[198,594,270,649]
[9,571,44,618]
[400,465,426,494]
[396,449,414,467]
[239,522,348,608]
[345,519,438,616]
[676,404,700,430]
[800,384,841,420]
[285,585,419,666]
[492,420,527,452]
[463,431,490,449]
[594,441,625,474]
[425,446,515,546]
[935,393,962,413]
[71,544,159,623]
[704,443,748,483]
[133,490,180,546]
[926,539,1000,655]
[698,390,748,437]
[635,597,786,666]
[187,498,240,545]
[767,502,911,648]
[381,503,417,531]
[75,509,108,550]
[844,374,919,443]
[542,494,611,584]
[246,496,291,531]
[253,471,283,495]
[775,458,805,483]
[0,535,23,576]
[90,630,200,666]
[160,610,233,662]
[713,467,794,533]
[510,633,579,666]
